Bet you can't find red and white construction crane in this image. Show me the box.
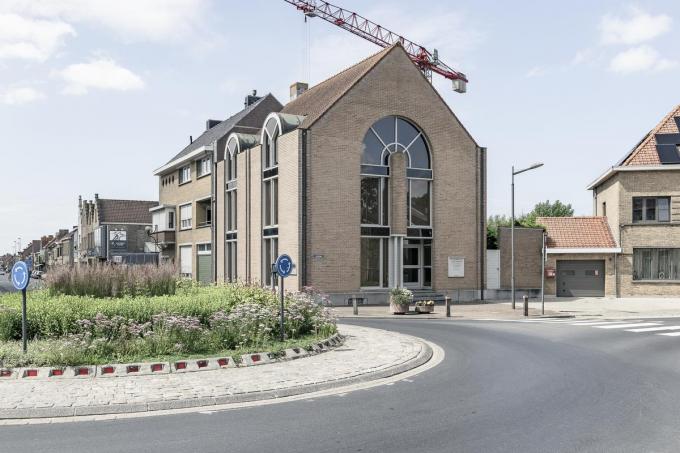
[282,0,468,93]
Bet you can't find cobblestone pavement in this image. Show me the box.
[0,325,430,419]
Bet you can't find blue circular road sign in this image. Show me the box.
[275,254,293,278]
[11,261,30,291]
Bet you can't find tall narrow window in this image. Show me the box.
[225,137,239,282]
[262,116,280,286]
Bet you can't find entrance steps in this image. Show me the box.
[410,290,446,303]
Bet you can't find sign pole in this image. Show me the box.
[273,254,294,343]
[21,288,27,353]
[11,261,30,354]
[280,277,285,342]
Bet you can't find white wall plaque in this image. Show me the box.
[448,256,465,278]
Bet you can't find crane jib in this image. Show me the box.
[282,0,468,92]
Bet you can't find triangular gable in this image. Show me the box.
[283,42,478,146]
[281,44,396,129]
[620,104,680,166]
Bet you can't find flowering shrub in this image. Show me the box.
[389,287,413,305]
[0,285,337,366]
[415,300,435,307]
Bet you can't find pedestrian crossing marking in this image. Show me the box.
[658,332,680,337]
[595,323,661,329]
[626,326,680,333]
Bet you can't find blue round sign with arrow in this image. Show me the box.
[275,254,293,279]
[11,261,30,291]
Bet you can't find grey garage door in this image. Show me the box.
[556,260,605,297]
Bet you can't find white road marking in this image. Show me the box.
[626,326,680,333]
[595,323,661,329]
[570,321,630,326]
[658,332,680,337]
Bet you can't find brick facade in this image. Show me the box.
[498,227,543,290]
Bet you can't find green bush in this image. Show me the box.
[0,284,337,367]
[45,263,177,298]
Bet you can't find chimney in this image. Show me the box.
[244,90,261,108]
[206,119,221,130]
[189,135,193,144]
[94,193,99,202]
[78,195,82,209]
[290,82,308,101]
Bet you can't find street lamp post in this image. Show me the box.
[511,163,544,310]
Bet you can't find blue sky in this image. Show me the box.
[1,0,679,254]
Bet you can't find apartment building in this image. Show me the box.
[152,93,282,282]
[77,194,158,265]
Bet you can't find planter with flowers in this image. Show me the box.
[415,300,435,314]
[389,287,413,315]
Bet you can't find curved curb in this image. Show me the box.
[0,332,433,420]
[0,334,344,381]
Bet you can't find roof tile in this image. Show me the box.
[538,216,617,249]
[98,199,158,224]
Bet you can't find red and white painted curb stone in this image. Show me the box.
[0,333,343,380]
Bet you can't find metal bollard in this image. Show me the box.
[523,295,529,317]
[445,296,451,318]
[353,297,358,316]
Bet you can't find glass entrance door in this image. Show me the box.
[403,243,421,288]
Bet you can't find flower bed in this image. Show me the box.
[0,284,336,368]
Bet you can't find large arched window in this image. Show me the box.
[360,116,433,289]
[362,116,431,170]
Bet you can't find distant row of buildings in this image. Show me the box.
[7,195,160,273]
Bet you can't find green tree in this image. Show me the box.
[524,200,574,227]
[487,201,573,248]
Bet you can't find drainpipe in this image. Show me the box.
[300,129,308,288]
[479,147,487,300]
[211,145,217,284]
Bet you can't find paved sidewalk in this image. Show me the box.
[336,303,562,320]
[0,325,431,420]
[336,296,680,320]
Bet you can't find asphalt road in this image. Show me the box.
[3,317,680,452]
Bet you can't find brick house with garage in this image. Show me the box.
[587,104,680,297]
[530,104,680,298]
[539,217,620,297]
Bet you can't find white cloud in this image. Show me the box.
[600,7,672,45]
[609,45,677,74]
[1,86,46,105]
[0,0,207,41]
[56,58,145,95]
[0,13,75,61]
[525,66,547,78]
